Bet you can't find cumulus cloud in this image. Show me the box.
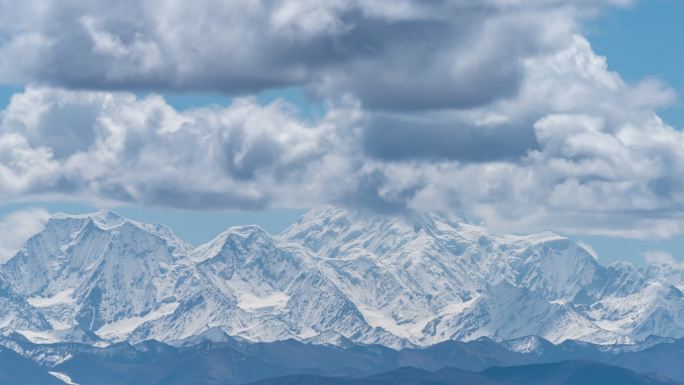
[0,0,628,112]
[0,87,362,209]
[0,208,49,263]
[389,36,683,238]
[0,33,683,238]
[362,113,539,163]
[3,0,684,240]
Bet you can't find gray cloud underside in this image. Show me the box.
[0,0,626,110]
[5,0,684,239]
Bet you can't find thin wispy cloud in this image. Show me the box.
[643,250,684,268]
[0,208,49,263]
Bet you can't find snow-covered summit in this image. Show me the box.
[0,207,683,348]
[49,209,127,229]
[282,207,684,345]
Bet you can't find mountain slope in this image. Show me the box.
[0,346,64,385]
[1,211,200,343]
[0,213,385,346]
[3,327,684,385]
[282,207,684,345]
[1,207,684,348]
[0,276,52,333]
[244,362,676,385]
[612,338,684,383]
[129,225,401,346]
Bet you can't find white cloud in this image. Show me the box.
[0,35,682,238]
[0,208,49,263]
[642,250,684,268]
[577,241,599,260]
[394,36,684,238]
[0,0,629,111]
[0,87,363,210]
[0,1,683,240]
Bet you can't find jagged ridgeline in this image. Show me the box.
[1,207,683,348]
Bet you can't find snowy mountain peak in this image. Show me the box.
[50,209,126,229]
[192,224,281,263]
[502,335,557,355]
[88,209,127,229]
[1,207,684,349]
[216,224,274,243]
[285,206,467,237]
[47,210,191,252]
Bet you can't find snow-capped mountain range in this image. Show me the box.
[0,207,683,349]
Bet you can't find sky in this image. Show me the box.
[588,0,684,129]
[0,0,684,265]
